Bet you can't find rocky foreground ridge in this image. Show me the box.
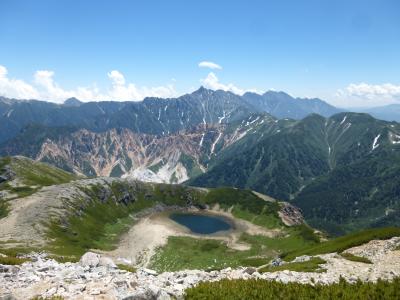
[1,237,399,300]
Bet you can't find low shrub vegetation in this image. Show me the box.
[0,246,38,265]
[0,255,30,265]
[0,156,78,201]
[0,200,9,219]
[0,246,39,258]
[11,157,77,187]
[45,182,204,259]
[150,230,319,272]
[47,254,79,264]
[150,237,239,272]
[339,252,372,264]
[46,197,151,258]
[184,278,400,299]
[283,227,400,261]
[259,257,326,273]
[204,188,283,230]
[239,257,269,267]
[6,185,38,198]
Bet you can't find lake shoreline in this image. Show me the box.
[103,205,281,267]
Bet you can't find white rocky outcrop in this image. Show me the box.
[79,252,101,268]
[78,252,117,270]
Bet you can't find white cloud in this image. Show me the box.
[108,70,126,85]
[346,83,400,98]
[0,65,40,99]
[198,61,222,70]
[0,65,177,103]
[336,82,400,107]
[200,72,245,95]
[34,70,78,101]
[106,69,176,101]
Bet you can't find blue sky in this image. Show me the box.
[0,0,399,107]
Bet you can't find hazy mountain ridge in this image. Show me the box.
[0,87,342,144]
[351,104,400,122]
[242,91,341,119]
[0,88,254,143]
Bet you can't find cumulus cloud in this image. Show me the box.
[198,61,222,70]
[0,65,177,103]
[106,70,176,101]
[0,65,40,99]
[200,72,245,95]
[108,70,126,85]
[346,83,400,99]
[34,70,77,100]
[336,82,400,107]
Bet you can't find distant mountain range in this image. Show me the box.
[350,104,400,122]
[1,87,400,235]
[242,91,341,119]
[0,87,341,144]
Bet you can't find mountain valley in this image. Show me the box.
[1,88,400,299]
[1,88,400,236]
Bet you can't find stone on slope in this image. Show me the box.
[142,268,158,276]
[244,267,257,275]
[79,252,100,268]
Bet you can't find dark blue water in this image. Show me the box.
[170,213,232,234]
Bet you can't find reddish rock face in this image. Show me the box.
[34,121,258,183]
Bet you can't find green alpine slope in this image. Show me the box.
[189,112,400,234]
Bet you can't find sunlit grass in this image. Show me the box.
[259,257,326,273]
[185,278,400,300]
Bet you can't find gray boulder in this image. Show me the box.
[142,268,158,276]
[292,255,312,263]
[79,252,100,268]
[270,257,283,266]
[244,267,257,275]
[122,285,170,300]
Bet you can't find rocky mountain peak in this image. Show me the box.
[191,86,214,97]
[63,97,83,107]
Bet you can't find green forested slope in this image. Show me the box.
[190,113,400,234]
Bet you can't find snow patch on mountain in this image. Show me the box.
[218,110,226,124]
[372,134,381,150]
[6,109,13,118]
[389,132,400,145]
[199,133,205,147]
[210,132,223,155]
